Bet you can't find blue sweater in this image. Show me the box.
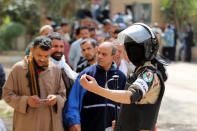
[63,62,126,131]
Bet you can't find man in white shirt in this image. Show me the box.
[48,32,78,80]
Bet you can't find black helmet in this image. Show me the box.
[118,23,159,62]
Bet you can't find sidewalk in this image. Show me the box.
[0,55,24,78]
[157,62,197,131]
[0,51,24,66]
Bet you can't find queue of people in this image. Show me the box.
[152,22,194,62]
[0,13,173,131]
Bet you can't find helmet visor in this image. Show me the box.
[118,24,151,45]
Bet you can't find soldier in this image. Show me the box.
[80,23,168,131]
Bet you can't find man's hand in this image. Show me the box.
[112,120,116,131]
[44,95,57,106]
[69,124,81,131]
[80,74,100,93]
[27,95,41,108]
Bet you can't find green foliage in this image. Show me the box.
[160,0,197,19]
[160,0,197,33]
[37,0,68,24]
[0,0,92,51]
[39,0,67,15]
[1,0,40,37]
[0,22,25,50]
[2,15,11,24]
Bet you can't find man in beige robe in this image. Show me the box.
[3,36,66,131]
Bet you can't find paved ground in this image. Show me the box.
[0,55,197,131]
[157,62,197,131]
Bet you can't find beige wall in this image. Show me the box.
[192,48,197,62]
[109,0,165,27]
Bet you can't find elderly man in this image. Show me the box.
[25,25,53,56]
[3,36,66,131]
[63,42,126,131]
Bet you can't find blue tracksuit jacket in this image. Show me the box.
[63,62,126,131]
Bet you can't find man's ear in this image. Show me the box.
[95,46,98,52]
[81,49,85,56]
[112,54,116,61]
[30,46,33,52]
[50,48,54,54]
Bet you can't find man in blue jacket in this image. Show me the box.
[63,42,127,131]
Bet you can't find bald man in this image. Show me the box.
[63,42,126,131]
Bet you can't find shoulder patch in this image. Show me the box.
[143,71,153,83]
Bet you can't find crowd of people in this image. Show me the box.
[0,8,194,130]
[152,22,194,62]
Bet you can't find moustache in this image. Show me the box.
[52,52,63,56]
[85,54,92,57]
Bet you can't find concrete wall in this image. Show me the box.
[192,47,197,61]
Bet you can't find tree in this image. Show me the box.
[1,0,40,44]
[37,0,68,26]
[61,0,92,19]
[0,0,93,50]
[160,0,197,33]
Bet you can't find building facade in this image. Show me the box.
[109,0,165,26]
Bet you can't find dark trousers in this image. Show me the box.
[171,46,176,61]
[162,47,173,61]
[184,45,192,62]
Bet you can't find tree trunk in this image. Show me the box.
[39,2,47,26]
[62,0,79,19]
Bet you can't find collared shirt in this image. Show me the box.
[162,29,175,47]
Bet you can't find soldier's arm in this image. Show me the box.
[80,72,155,104]
[80,74,132,104]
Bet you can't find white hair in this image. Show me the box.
[39,25,53,34]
